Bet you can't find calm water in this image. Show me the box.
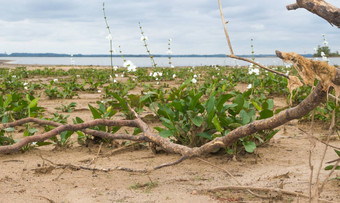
[1,56,339,67]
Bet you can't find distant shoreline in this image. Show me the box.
[0,53,316,58]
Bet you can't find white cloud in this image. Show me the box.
[0,0,338,55]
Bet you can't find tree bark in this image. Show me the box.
[287,0,340,28]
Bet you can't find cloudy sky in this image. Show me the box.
[0,0,339,55]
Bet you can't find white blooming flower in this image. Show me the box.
[286,71,290,75]
[32,142,37,146]
[115,74,118,77]
[140,36,148,41]
[149,72,153,76]
[191,78,197,84]
[172,74,176,78]
[23,82,28,86]
[113,79,117,83]
[24,86,28,90]
[247,84,252,89]
[159,72,163,77]
[76,75,80,78]
[170,65,175,68]
[155,78,159,81]
[285,64,291,68]
[193,74,197,78]
[167,50,172,55]
[156,82,159,85]
[249,68,259,75]
[121,74,124,77]
[324,41,329,46]
[123,60,137,72]
[153,72,158,77]
[113,66,118,71]
[321,52,325,57]
[106,34,112,40]
[12,75,16,78]
[53,79,58,82]
[98,90,102,93]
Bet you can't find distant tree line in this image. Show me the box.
[314,45,340,57]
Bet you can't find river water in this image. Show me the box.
[1,56,339,67]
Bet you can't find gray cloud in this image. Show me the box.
[0,0,339,55]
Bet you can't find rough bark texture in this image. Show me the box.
[287,0,340,28]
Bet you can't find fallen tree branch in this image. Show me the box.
[286,0,340,28]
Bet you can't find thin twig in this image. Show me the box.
[197,158,268,199]
[203,186,333,203]
[218,0,234,55]
[153,156,188,170]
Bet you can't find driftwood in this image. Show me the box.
[286,0,340,28]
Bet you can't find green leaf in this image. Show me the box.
[239,110,250,125]
[216,94,233,112]
[159,130,174,138]
[213,115,223,132]
[133,128,143,135]
[260,109,273,119]
[251,101,262,111]
[36,141,52,146]
[28,98,39,109]
[243,141,256,153]
[160,117,175,130]
[206,95,215,115]
[231,94,244,114]
[262,99,274,110]
[28,128,38,134]
[197,132,213,140]
[4,127,15,132]
[189,92,203,110]
[4,94,12,108]
[191,116,203,127]
[335,149,340,157]
[88,104,102,119]
[229,123,242,129]
[325,165,340,170]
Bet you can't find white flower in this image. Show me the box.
[324,41,329,46]
[286,71,290,75]
[168,38,172,42]
[321,52,325,57]
[191,78,197,84]
[113,79,117,83]
[172,74,176,78]
[249,67,259,75]
[193,74,197,78]
[98,90,102,93]
[106,34,112,40]
[167,50,172,55]
[12,75,16,78]
[76,75,80,78]
[159,72,163,77]
[155,78,159,81]
[121,74,124,77]
[170,65,174,68]
[123,60,137,72]
[156,82,159,85]
[113,66,118,71]
[140,36,148,41]
[24,86,28,90]
[285,64,291,68]
[153,72,158,77]
[23,82,28,86]
[53,79,58,82]
[32,142,37,146]
[247,84,252,89]
[149,72,153,76]
[115,74,118,77]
